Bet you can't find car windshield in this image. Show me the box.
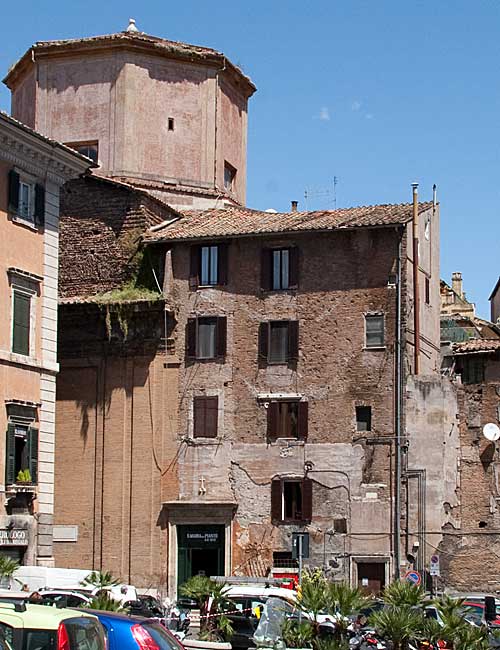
[142,623,184,650]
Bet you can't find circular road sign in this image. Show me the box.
[405,570,421,586]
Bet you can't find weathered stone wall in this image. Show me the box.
[59,176,174,299]
[165,226,407,589]
[440,370,500,591]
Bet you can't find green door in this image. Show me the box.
[177,525,225,590]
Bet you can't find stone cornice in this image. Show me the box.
[0,117,92,184]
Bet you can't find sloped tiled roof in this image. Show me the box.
[453,339,500,355]
[144,202,433,242]
[4,31,255,94]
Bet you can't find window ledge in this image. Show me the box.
[185,437,222,446]
[10,214,39,232]
[6,483,37,494]
[363,346,386,351]
[0,349,59,374]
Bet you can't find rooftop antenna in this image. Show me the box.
[333,176,338,210]
[304,177,338,211]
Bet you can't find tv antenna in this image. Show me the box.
[304,177,339,210]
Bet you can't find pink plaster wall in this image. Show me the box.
[11,70,37,129]
[10,48,250,204]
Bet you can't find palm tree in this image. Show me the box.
[0,556,20,587]
[80,570,120,589]
[369,606,424,650]
[327,582,371,642]
[382,580,425,607]
[86,591,126,612]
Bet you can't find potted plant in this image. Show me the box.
[16,469,32,485]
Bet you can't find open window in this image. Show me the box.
[261,247,299,291]
[189,243,228,289]
[224,162,237,193]
[267,400,308,440]
[186,316,227,360]
[271,478,312,524]
[258,321,299,365]
[5,405,38,486]
[65,141,99,164]
[356,406,372,432]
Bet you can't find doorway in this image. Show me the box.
[177,525,225,589]
[356,561,386,594]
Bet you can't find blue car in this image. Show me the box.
[87,610,185,650]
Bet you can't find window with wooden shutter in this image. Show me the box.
[27,426,38,484]
[267,402,280,439]
[12,290,31,356]
[261,249,272,291]
[297,401,308,439]
[8,170,20,212]
[302,478,313,523]
[271,479,282,523]
[288,321,299,361]
[216,317,227,357]
[34,184,45,227]
[258,322,269,361]
[288,247,299,289]
[193,397,218,438]
[186,318,196,358]
[189,246,200,290]
[218,244,228,286]
[5,424,16,486]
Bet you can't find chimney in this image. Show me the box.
[291,200,298,213]
[451,272,463,298]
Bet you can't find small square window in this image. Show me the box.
[224,162,237,193]
[356,406,372,432]
[365,314,385,348]
[168,118,175,131]
[65,141,99,164]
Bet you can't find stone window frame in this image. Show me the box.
[364,312,385,350]
[8,168,45,231]
[8,271,41,360]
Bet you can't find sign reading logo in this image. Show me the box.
[0,529,28,546]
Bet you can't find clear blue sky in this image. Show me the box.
[2,1,498,317]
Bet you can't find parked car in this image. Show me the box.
[0,601,105,650]
[39,590,93,609]
[85,610,185,650]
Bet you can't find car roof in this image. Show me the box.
[0,603,97,629]
[81,608,147,623]
[225,586,297,600]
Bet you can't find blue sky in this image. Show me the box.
[2,1,498,317]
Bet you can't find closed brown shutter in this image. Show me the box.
[288,321,299,361]
[194,397,218,438]
[205,397,219,437]
[218,244,228,285]
[261,249,271,291]
[302,478,313,523]
[189,246,200,290]
[267,401,279,439]
[34,184,45,227]
[186,318,196,358]
[271,478,282,524]
[8,170,20,212]
[298,401,309,439]
[288,247,299,289]
[258,322,269,361]
[217,317,227,357]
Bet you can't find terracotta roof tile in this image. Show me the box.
[144,202,433,242]
[453,339,500,354]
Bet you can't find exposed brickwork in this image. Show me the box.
[59,176,176,299]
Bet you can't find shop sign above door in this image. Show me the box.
[0,529,28,546]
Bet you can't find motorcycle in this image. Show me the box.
[166,603,191,640]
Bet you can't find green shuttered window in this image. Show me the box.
[5,424,38,485]
[12,291,31,356]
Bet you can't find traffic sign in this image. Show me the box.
[430,554,440,577]
[405,570,421,586]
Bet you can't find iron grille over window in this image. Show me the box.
[365,314,385,348]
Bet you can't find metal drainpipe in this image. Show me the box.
[394,229,403,581]
[412,183,420,375]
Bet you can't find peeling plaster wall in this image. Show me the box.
[405,376,460,575]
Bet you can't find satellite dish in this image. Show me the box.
[483,423,500,442]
